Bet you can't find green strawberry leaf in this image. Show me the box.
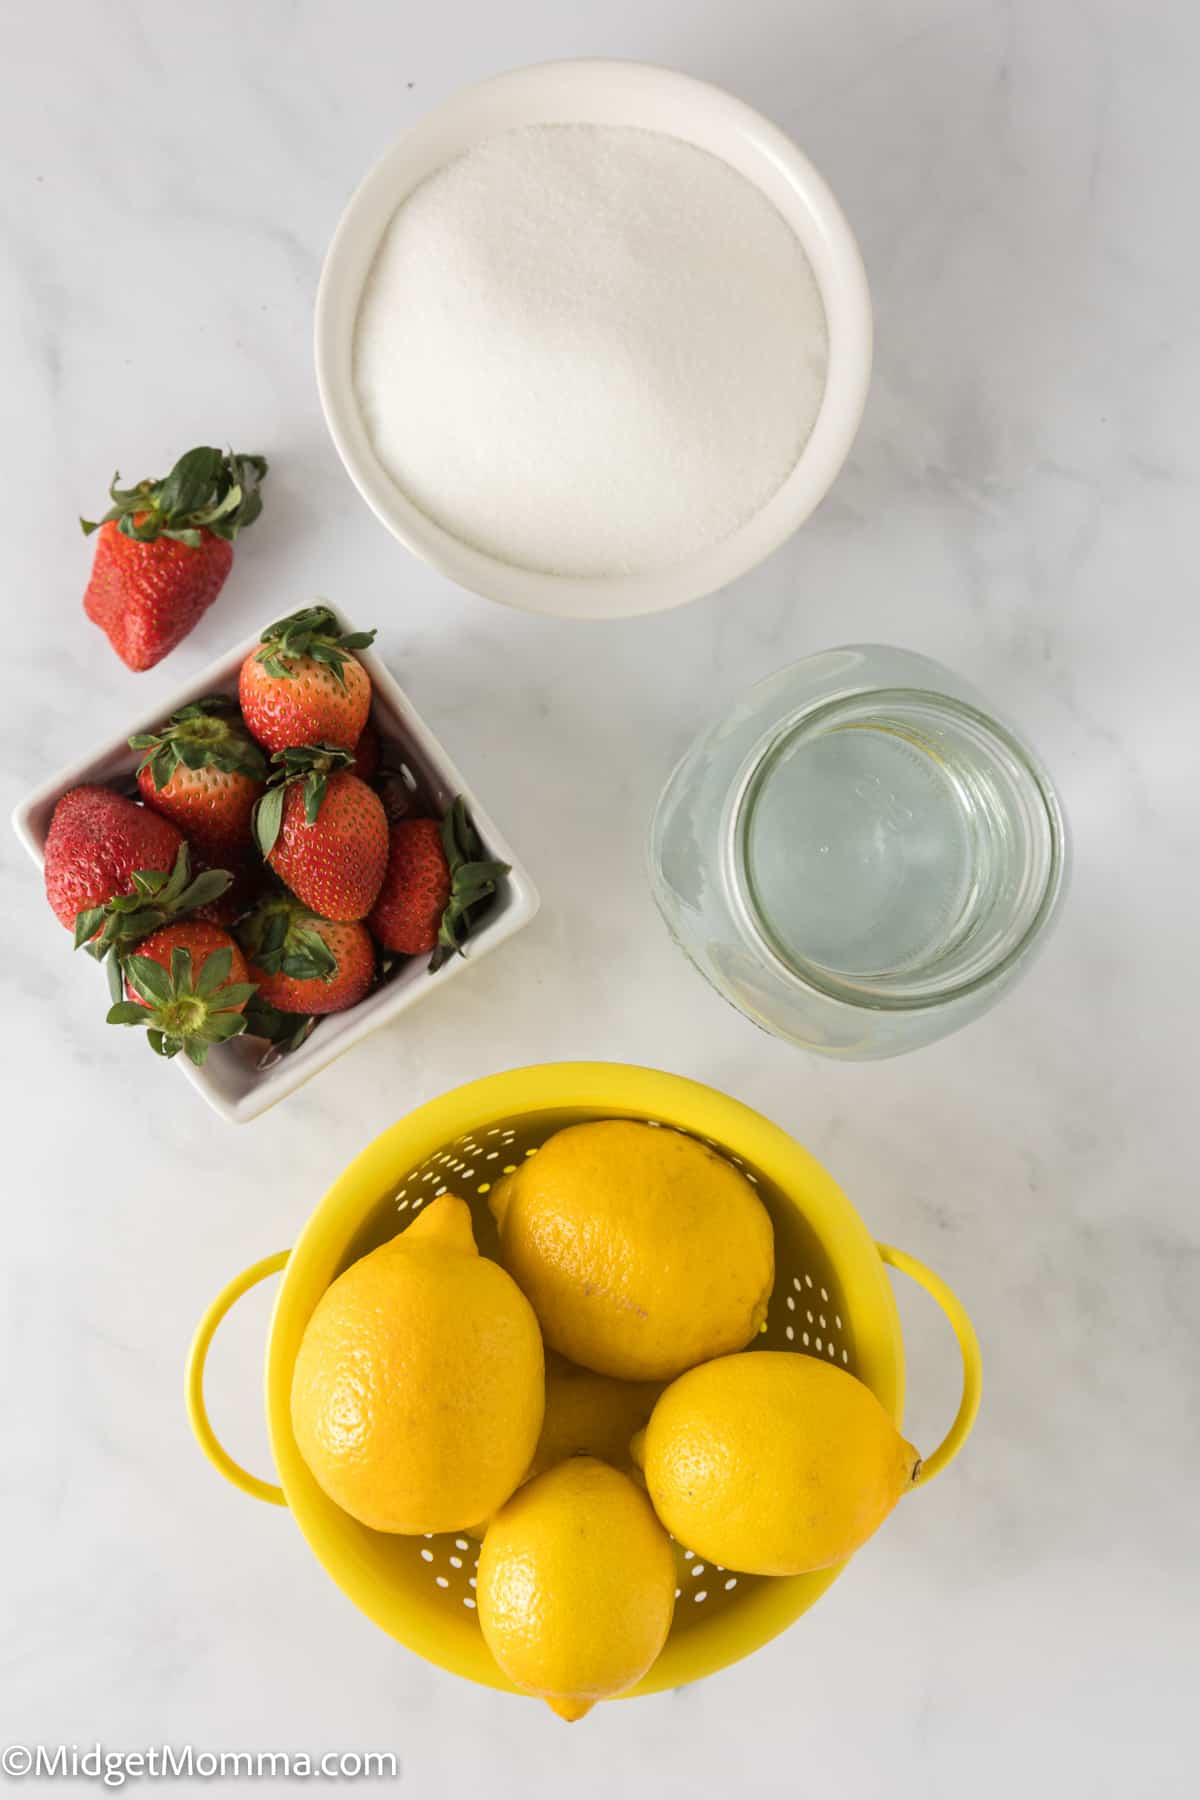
[81,448,267,545]
[205,1012,250,1042]
[106,1002,148,1026]
[73,906,105,949]
[106,954,125,1007]
[125,955,174,1007]
[254,786,285,856]
[211,983,258,1010]
[195,946,233,997]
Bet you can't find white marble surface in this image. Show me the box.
[2,2,1196,1794]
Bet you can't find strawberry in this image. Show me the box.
[238,893,375,1015]
[107,921,256,1065]
[82,447,266,671]
[130,695,266,862]
[254,746,388,922]
[43,787,231,957]
[368,797,509,968]
[348,718,381,783]
[239,606,375,754]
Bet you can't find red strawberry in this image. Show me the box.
[238,893,375,1015]
[43,787,233,957]
[130,695,266,862]
[348,718,381,783]
[44,786,182,929]
[239,606,375,754]
[82,447,266,671]
[254,747,388,922]
[368,798,509,968]
[109,921,256,1065]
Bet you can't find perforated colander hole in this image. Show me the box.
[786,1296,795,1311]
[436,1576,449,1589]
[842,1350,849,1364]
[724,1577,737,1591]
[819,1314,826,1328]
[805,1275,814,1289]
[807,1311,815,1323]
[420,1549,433,1562]
[683,1549,694,1560]
[690,1564,705,1578]
[450,1556,463,1569]
[469,1578,476,1589]
[455,1539,469,1550]
[693,1590,708,1603]
[815,1338,823,1352]
[835,1315,843,1330]
[820,1288,829,1302]
[463,1597,476,1609]
[802,1332,810,1346]
[674,1588,682,1599]
[828,1342,836,1358]
[785,1326,794,1342]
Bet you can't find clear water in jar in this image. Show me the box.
[735,692,1050,997]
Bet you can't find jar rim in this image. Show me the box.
[724,686,1068,1013]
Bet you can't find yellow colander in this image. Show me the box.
[188,1063,981,1697]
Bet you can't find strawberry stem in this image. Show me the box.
[430,797,511,972]
[253,606,376,687]
[81,447,267,545]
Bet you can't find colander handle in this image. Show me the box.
[186,1251,290,1508]
[875,1243,982,1485]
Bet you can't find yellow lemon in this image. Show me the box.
[635,1351,920,1575]
[490,1120,774,1381]
[290,1195,544,1535]
[477,1457,676,1722]
[525,1355,665,1483]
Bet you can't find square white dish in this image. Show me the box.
[11,611,539,1124]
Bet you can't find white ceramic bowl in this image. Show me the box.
[11,613,539,1124]
[315,59,873,620]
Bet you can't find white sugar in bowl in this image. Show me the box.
[316,59,872,620]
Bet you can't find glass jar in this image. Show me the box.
[649,645,1068,1059]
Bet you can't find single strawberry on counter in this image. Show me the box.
[254,744,388,922]
[107,921,257,1065]
[43,786,232,958]
[239,606,375,754]
[82,447,267,671]
[238,892,375,1015]
[130,695,266,863]
[368,797,509,969]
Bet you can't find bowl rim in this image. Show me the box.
[261,1062,904,1695]
[314,57,873,620]
[9,612,540,1124]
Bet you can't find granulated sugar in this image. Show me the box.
[354,124,828,579]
